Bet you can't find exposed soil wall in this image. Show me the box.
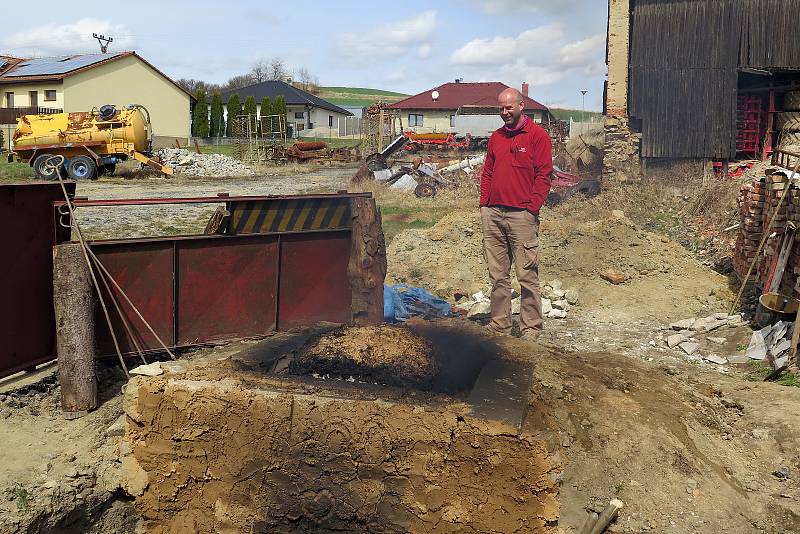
[121,374,561,533]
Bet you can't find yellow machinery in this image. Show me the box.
[11,104,173,180]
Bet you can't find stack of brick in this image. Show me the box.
[734,178,765,276]
[735,171,798,296]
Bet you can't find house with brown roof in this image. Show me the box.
[0,52,192,148]
[387,80,553,134]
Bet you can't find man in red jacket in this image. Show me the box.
[480,88,552,339]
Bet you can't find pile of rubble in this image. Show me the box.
[454,279,579,321]
[155,148,255,177]
[746,320,795,369]
[663,313,749,365]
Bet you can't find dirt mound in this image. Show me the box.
[388,210,734,322]
[289,325,438,388]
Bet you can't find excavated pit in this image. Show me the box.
[120,322,562,533]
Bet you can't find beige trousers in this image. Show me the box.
[480,206,543,334]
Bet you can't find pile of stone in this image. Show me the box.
[665,313,749,365]
[455,279,578,321]
[746,321,795,369]
[156,148,255,177]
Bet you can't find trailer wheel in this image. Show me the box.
[67,155,97,180]
[33,154,60,181]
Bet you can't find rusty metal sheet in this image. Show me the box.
[177,236,279,345]
[278,233,352,330]
[91,241,175,355]
[0,182,75,379]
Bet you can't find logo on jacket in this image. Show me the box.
[518,147,527,153]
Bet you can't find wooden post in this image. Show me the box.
[348,197,387,325]
[53,243,98,418]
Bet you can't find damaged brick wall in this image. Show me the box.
[604,0,642,181]
[120,376,561,533]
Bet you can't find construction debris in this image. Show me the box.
[155,148,254,177]
[746,321,795,368]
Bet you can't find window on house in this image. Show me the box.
[29,91,38,107]
[5,92,14,108]
[408,113,423,127]
[294,111,304,119]
[328,115,334,127]
[450,114,456,127]
[296,123,305,131]
[44,90,56,102]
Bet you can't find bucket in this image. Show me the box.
[755,292,799,328]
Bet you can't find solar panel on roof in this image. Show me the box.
[4,53,120,77]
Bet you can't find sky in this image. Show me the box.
[1,0,608,111]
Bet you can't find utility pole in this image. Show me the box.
[580,90,588,124]
[92,33,113,54]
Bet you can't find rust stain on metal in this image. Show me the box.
[67,112,94,131]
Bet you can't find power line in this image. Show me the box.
[92,33,113,53]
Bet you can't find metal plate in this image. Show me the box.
[278,233,352,330]
[177,236,279,344]
[92,242,175,354]
[0,183,75,379]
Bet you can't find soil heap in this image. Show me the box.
[388,210,734,322]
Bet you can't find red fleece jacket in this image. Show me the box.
[479,117,553,214]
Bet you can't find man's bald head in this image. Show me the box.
[498,88,525,127]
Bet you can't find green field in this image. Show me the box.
[550,108,603,122]
[318,86,409,108]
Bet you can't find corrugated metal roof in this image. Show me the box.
[2,53,124,77]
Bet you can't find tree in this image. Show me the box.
[260,96,272,135]
[250,60,270,83]
[269,57,290,81]
[210,91,224,137]
[226,93,242,136]
[243,96,258,134]
[273,95,288,137]
[223,74,255,92]
[192,89,209,137]
[178,78,220,95]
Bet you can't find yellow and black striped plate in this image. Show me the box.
[228,197,352,235]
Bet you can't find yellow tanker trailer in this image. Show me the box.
[11,104,173,180]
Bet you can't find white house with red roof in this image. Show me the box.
[387,80,553,134]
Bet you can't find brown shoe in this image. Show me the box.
[487,324,510,336]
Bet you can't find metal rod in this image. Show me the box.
[89,252,148,365]
[84,246,176,360]
[49,156,129,377]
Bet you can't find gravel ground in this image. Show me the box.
[72,168,353,240]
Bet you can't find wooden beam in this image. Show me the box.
[347,197,387,326]
[53,243,98,418]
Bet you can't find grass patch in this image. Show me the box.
[13,484,30,512]
[550,108,603,122]
[293,137,362,149]
[746,361,800,387]
[0,159,34,181]
[379,204,451,243]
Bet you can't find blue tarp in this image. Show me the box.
[383,284,452,323]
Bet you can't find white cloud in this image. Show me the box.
[335,11,437,63]
[449,25,605,89]
[385,68,408,83]
[1,18,136,56]
[417,44,432,59]
[471,0,578,15]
